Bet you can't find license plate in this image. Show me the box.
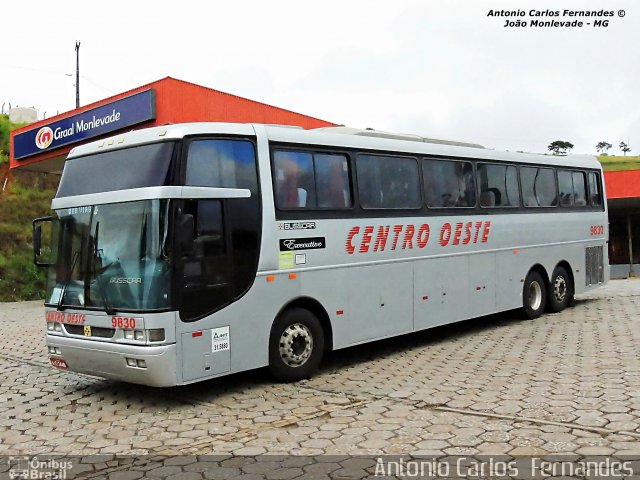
[83,325,92,337]
[50,358,68,369]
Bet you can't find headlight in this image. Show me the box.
[148,329,165,342]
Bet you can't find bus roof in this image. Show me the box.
[312,126,487,149]
[67,122,601,170]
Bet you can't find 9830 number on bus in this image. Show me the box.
[111,317,137,329]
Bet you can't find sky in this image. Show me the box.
[3,0,639,156]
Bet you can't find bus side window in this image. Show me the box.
[194,200,226,256]
[559,170,588,207]
[273,151,315,209]
[558,170,574,207]
[357,155,421,209]
[423,159,475,208]
[273,150,352,210]
[505,165,520,206]
[521,167,557,207]
[185,138,258,192]
[315,154,352,208]
[477,163,520,207]
[588,172,602,207]
[572,171,587,206]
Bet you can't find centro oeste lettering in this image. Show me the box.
[345,221,491,254]
[45,311,86,324]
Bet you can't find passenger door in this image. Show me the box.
[180,199,234,320]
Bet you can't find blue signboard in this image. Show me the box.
[13,90,156,160]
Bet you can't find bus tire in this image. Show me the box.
[522,271,546,319]
[547,266,573,313]
[269,307,324,382]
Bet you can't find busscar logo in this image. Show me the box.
[278,222,317,231]
[35,127,54,150]
[109,277,142,284]
[279,237,326,251]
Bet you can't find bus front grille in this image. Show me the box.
[585,246,604,285]
[64,325,116,339]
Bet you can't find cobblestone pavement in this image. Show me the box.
[1,280,639,477]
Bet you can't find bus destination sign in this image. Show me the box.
[13,90,157,160]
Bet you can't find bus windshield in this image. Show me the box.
[46,200,172,312]
[57,142,175,197]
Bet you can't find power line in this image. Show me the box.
[81,76,116,95]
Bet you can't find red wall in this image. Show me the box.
[604,170,640,199]
[10,77,336,170]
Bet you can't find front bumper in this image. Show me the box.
[46,334,178,387]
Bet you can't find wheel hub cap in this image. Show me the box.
[554,276,567,302]
[529,281,542,310]
[279,323,313,367]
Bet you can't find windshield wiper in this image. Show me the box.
[57,250,80,311]
[90,221,116,316]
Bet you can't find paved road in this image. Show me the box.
[1,280,639,477]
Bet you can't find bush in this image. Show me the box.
[0,117,58,301]
[0,173,56,301]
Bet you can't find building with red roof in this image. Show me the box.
[9,77,336,173]
[604,170,640,278]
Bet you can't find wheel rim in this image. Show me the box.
[279,323,313,367]
[529,280,542,311]
[554,276,567,302]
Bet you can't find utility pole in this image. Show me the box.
[75,41,81,108]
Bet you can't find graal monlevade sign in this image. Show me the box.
[13,90,156,160]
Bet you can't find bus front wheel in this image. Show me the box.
[547,266,573,313]
[269,308,324,382]
[522,271,546,319]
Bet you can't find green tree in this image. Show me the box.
[596,141,612,154]
[619,141,631,156]
[548,140,574,155]
[0,114,10,164]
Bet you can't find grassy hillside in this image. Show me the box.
[0,115,58,301]
[0,116,10,165]
[597,155,640,172]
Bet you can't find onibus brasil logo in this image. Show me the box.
[35,127,54,150]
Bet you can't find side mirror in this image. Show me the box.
[33,216,53,267]
[34,224,42,256]
[179,214,195,255]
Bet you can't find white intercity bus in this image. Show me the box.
[34,123,608,386]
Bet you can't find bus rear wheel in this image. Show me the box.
[522,271,546,319]
[547,266,573,313]
[269,307,324,382]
